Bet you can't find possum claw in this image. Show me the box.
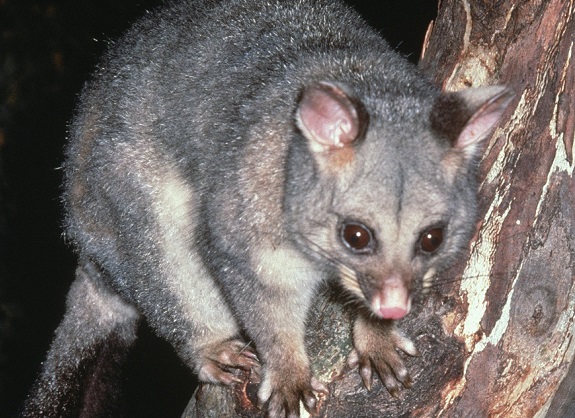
[197,339,260,385]
[258,368,327,417]
[350,316,417,396]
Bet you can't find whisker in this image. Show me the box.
[294,229,351,271]
[425,270,511,290]
[291,229,367,298]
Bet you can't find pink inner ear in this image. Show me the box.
[458,110,503,150]
[456,88,513,153]
[296,82,363,151]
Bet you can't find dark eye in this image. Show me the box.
[419,227,444,254]
[340,221,375,254]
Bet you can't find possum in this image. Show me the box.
[22,0,512,416]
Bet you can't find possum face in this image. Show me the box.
[288,81,512,319]
[325,152,459,319]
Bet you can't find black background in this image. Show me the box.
[0,1,437,416]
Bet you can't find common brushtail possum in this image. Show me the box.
[23,0,513,416]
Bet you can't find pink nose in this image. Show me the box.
[378,306,408,320]
[371,275,412,320]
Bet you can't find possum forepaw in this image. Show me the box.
[197,339,260,385]
[348,316,418,397]
[258,367,328,417]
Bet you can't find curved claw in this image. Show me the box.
[197,339,260,385]
[393,332,420,357]
[310,377,328,395]
[265,388,317,418]
[359,358,374,391]
[258,372,328,418]
[351,317,418,397]
[346,348,360,369]
[353,348,413,396]
[303,390,318,415]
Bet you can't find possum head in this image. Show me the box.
[287,81,512,320]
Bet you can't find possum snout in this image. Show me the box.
[371,274,412,320]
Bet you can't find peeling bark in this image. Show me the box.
[418,0,575,416]
[184,0,575,416]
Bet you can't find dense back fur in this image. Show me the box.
[64,0,449,293]
[60,0,504,339]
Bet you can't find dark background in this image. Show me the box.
[0,1,437,416]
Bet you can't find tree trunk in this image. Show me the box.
[183,0,575,416]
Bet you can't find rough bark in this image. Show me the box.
[418,0,575,416]
[184,0,575,416]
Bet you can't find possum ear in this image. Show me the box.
[296,81,369,153]
[431,85,514,158]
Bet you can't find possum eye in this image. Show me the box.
[340,221,375,254]
[419,227,444,254]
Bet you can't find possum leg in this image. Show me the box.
[22,262,140,418]
[227,245,329,418]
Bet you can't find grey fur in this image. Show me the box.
[22,1,512,417]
